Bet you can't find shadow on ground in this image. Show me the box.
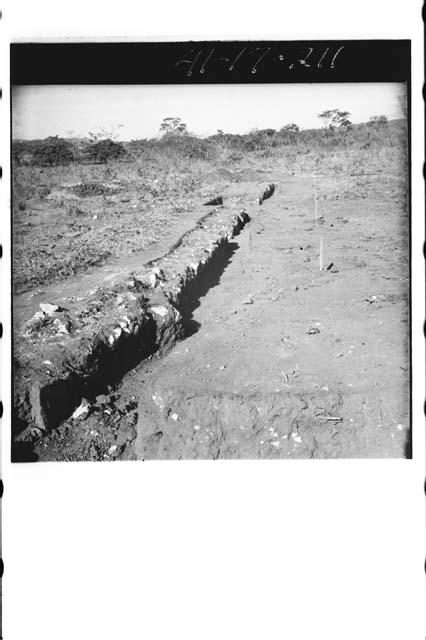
[179,241,239,338]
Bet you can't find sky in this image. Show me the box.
[12,82,405,140]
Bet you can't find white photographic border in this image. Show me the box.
[1,2,424,638]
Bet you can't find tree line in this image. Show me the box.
[12,110,394,167]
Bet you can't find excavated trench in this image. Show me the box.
[14,173,411,461]
[12,184,276,460]
[129,175,410,461]
[178,241,239,337]
[12,237,246,463]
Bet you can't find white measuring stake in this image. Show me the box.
[314,174,318,221]
[319,235,323,271]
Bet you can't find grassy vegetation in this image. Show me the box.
[12,118,407,294]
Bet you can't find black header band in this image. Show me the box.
[11,40,410,85]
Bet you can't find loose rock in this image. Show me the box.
[39,303,60,316]
[72,399,91,420]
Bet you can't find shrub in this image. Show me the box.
[157,134,213,160]
[32,136,75,166]
[368,115,389,128]
[280,123,299,134]
[12,141,31,165]
[318,109,352,131]
[83,139,126,164]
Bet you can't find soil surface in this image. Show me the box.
[12,161,228,293]
[33,170,410,461]
[14,206,214,331]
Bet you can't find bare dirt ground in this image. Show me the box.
[30,165,410,461]
[12,159,227,293]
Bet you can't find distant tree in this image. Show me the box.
[88,124,124,143]
[241,128,278,154]
[32,136,75,166]
[280,123,300,133]
[84,139,126,164]
[279,123,300,146]
[318,109,352,130]
[159,117,188,137]
[12,141,28,166]
[368,115,389,128]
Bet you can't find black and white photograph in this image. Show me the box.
[2,5,424,639]
[11,43,411,461]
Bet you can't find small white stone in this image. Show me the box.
[31,311,45,322]
[43,360,53,365]
[293,436,303,444]
[396,424,404,431]
[72,402,89,420]
[53,318,69,334]
[171,413,179,421]
[39,302,59,316]
[193,425,201,431]
[150,305,169,318]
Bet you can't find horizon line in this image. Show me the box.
[12,115,405,142]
